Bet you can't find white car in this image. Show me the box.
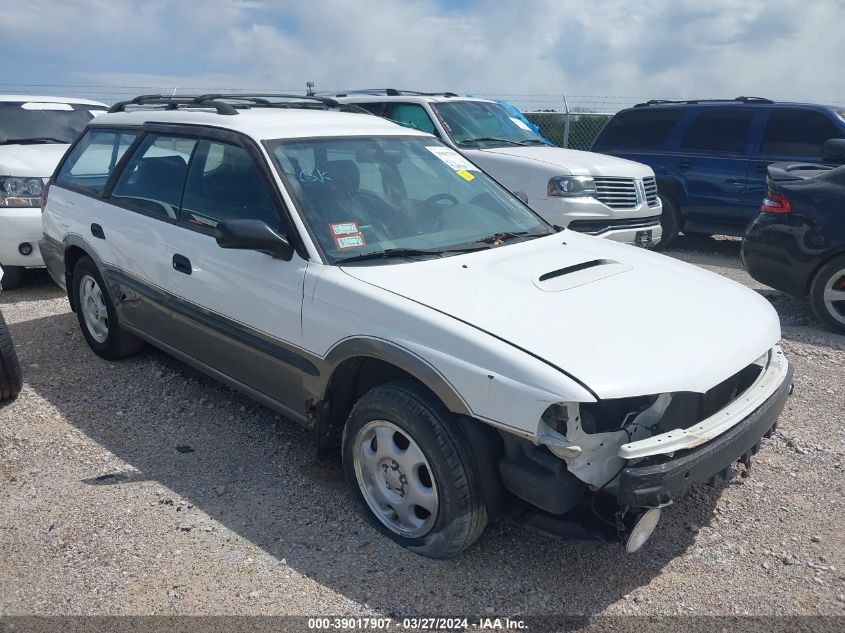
[41,94,791,558]
[333,91,663,247]
[0,95,107,288]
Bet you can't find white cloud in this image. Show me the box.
[4,0,844,108]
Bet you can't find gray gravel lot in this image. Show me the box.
[1,236,843,617]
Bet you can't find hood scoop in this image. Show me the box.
[533,258,631,292]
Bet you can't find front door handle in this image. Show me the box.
[172,254,192,275]
[91,223,105,240]
[678,160,692,170]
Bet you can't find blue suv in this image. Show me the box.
[592,97,845,247]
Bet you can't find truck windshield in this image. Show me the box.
[269,136,552,263]
[0,102,106,144]
[430,101,546,148]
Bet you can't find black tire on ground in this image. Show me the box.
[342,380,488,559]
[809,254,845,335]
[0,310,22,403]
[652,192,681,250]
[0,265,23,290]
[72,256,144,360]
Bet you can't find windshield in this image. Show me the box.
[430,101,545,148]
[269,136,551,263]
[0,102,106,144]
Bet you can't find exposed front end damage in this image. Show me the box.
[502,345,792,551]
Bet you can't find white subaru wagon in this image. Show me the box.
[41,94,792,558]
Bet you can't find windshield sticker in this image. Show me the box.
[425,146,479,171]
[509,116,531,131]
[334,233,366,250]
[329,221,360,236]
[456,169,475,181]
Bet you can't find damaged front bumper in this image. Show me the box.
[617,353,793,507]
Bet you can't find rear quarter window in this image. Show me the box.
[55,128,139,195]
[760,109,845,157]
[593,108,684,149]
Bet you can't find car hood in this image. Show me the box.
[463,146,654,178]
[341,233,781,399]
[0,143,69,178]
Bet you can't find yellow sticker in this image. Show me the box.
[456,169,475,181]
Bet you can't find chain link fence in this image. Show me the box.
[3,84,844,151]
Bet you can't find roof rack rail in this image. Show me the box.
[329,89,459,98]
[108,94,240,115]
[195,93,341,108]
[633,96,774,108]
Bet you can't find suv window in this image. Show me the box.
[387,103,436,134]
[110,134,196,219]
[0,102,106,144]
[760,109,844,156]
[593,109,684,149]
[680,109,753,153]
[55,128,139,194]
[180,140,279,229]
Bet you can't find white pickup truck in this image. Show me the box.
[334,91,663,247]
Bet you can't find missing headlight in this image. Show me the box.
[579,395,659,434]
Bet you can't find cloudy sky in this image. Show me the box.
[3,0,844,109]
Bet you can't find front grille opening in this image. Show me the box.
[643,176,660,207]
[594,176,638,209]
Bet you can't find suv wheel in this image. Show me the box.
[809,255,845,334]
[652,193,681,250]
[0,265,23,290]
[342,380,487,559]
[72,257,144,360]
[0,309,22,403]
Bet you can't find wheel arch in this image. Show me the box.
[62,235,106,311]
[310,338,472,457]
[805,246,845,297]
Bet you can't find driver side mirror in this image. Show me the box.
[822,138,845,164]
[215,219,294,261]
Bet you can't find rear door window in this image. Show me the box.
[55,129,139,194]
[180,140,279,230]
[593,108,684,149]
[680,109,753,153]
[110,134,196,219]
[759,109,844,157]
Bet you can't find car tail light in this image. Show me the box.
[40,181,50,212]
[761,190,791,214]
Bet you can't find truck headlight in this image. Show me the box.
[547,175,596,198]
[1,176,44,207]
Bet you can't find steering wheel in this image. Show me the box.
[422,193,460,209]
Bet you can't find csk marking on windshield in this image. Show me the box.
[299,168,331,183]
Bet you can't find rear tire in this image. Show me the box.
[0,310,22,403]
[72,256,144,360]
[652,193,680,250]
[0,265,23,290]
[342,380,487,559]
[809,254,845,334]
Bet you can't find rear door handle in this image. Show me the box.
[172,254,192,275]
[91,223,105,240]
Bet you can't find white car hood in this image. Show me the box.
[0,143,69,178]
[341,233,781,400]
[463,146,653,178]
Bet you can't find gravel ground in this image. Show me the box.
[0,235,843,618]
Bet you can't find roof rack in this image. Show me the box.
[633,96,774,108]
[107,93,352,115]
[329,89,459,98]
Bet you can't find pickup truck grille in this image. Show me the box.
[593,177,638,209]
[643,176,660,207]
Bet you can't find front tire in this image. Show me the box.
[342,380,487,559]
[0,310,22,403]
[809,255,845,334]
[72,257,143,360]
[652,193,680,250]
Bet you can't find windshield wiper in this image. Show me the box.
[0,137,67,145]
[457,137,528,147]
[335,248,445,264]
